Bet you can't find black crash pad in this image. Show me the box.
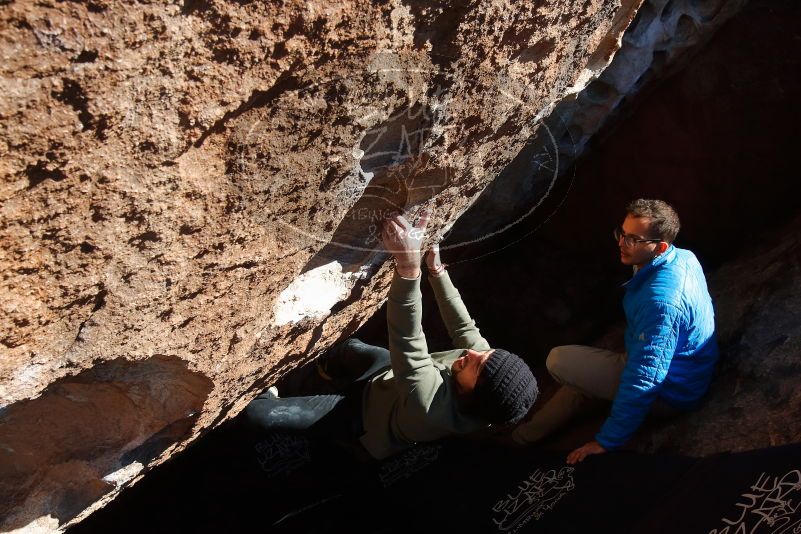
[70,419,801,534]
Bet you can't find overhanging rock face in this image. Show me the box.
[1,1,641,529]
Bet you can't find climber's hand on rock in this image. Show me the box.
[425,243,443,274]
[382,211,429,279]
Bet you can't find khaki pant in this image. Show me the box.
[512,345,676,444]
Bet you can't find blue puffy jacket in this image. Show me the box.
[596,245,718,449]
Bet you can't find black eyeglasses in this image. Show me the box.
[613,227,662,248]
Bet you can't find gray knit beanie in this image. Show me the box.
[474,349,538,425]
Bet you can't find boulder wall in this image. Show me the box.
[0,0,642,530]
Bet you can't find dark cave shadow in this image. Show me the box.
[0,356,212,531]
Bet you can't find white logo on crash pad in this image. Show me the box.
[491,466,575,533]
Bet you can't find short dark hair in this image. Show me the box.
[626,199,680,243]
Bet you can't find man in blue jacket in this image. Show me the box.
[512,199,718,463]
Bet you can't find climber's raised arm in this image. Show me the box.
[424,245,490,351]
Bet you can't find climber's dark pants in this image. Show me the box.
[245,338,390,442]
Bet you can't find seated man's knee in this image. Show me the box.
[545,346,564,375]
[546,345,578,383]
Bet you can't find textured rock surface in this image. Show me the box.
[0,0,643,529]
[446,0,746,248]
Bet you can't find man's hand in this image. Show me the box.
[425,243,443,274]
[381,211,429,279]
[566,440,606,465]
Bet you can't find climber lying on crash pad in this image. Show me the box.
[246,211,538,460]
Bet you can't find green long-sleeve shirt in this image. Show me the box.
[359,270,491,460]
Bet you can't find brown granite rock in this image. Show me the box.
[446,0,747,248]
[0,0,643,529]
